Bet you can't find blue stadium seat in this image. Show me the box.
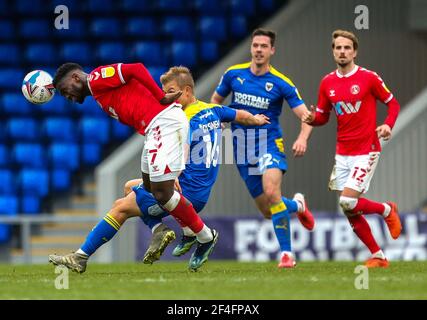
[39,95,68,116]
[259,0,276,11]
[19,169,49,197]
[0,146,9,168]
[162,16,195,40]
[51,169,71,191]
[20,19,50,39]
[0,21,15,40]
[14,0,44,14]
[147,66,168,86]
[49,143,79,170]
[42,118,76,142]
[156,0,186,12]
[0,69,25,90]
[126,18,158,38]
[1,93,32,115]
[231,0,255,15]
[13,144,46,168]
[0,170,15,194]
[132,42,166,66]
[82,143,102,166]
[6,118,39,142]
[120,0,151,12]
[199,16,226,41]
[91,18,121,38]
[21,195,41,214]
[200,41,219,62]
[51,0,86,14]
[230,15,247,37]
[97,43,126,63]
[26,44,56,65]
[79,118,110,144]
[53,19,86,39]
[0,195,18,243]
[194,0,226,13]
[0,44,20,64]
[73,97,105,117]
[112,120,133,140]
[87,0,114,12]
[171,41,197,67]
[61,43,92,65]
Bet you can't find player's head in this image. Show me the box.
[251,28,276,67]
[331,30,359,67]
[160,66,195,107]
[53,62,90,104]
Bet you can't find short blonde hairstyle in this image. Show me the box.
[332,29,359,50]
[160,66,195,90]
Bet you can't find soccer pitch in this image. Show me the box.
[1,261,426,300]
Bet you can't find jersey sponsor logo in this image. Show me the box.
[333,101,362,115]
[351,85,360,95]
[265,82,273,92]
[237,77,245,85]
[198,119,221,133]
[234,92,270,109]
[101,66,115,78]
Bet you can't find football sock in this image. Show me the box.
[196,224,214,243]
[347,215,381,254]
[352,198,386,215]
[80,213,121,257]
[183,226,196,237]
[271,197,296,252]
[163,191,204,233]
[382,203,391,218]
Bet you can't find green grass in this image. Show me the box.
[1,261,426,299]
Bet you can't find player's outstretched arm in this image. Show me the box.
[211,92,226,104]
[234,110,270,126]
[121,63,166,102]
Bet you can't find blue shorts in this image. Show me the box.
[236,149,287,199]
[132,183,207,222]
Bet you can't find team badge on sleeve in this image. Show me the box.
[101,66,115,78]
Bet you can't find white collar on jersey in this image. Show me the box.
[336,65,359,78]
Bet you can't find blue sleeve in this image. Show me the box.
[214,106,237,123]
[215,70,232,98]
[281,82,305,108]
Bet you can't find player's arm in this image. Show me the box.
[290,104,313,157]
[124,179,143,196]
[301,80,331,126]
[371,74,401,141]
[211,70,232,104]
[120,63,180,104]
[211,91,226,104]
[234,109,270,126]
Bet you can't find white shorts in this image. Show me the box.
[141,105,188,182]
[328,152,380,193]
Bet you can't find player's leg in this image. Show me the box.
[124,178,143,196]
[341,153,401,239]
[48,192,141,273]
[145,106,218,270]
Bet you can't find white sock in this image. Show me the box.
[76,249,88,257]
[382,203,391,218]
[183,226,196,237]
[196,225,213,243]
[163,191,181,211]
[372,250,386,260]
[151,223,162,233]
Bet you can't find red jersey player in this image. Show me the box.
[52,62,218,270]
[302,30,402,268]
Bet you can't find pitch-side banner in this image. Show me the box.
[136,213,427,262]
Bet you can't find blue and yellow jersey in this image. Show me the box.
[178,100,236,204]
[215,62,304,156]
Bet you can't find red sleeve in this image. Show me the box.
[371,72,394,104]
[383,97,400,129]
[311,78,332,126]
[121,63,165,101]
[88,64,125,94]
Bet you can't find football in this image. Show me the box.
[21,70,55,104]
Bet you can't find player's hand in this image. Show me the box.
[302,105,316,124]
[253,114,270,125]
[376,124,392,141]
[160,91,182,105]
[292,137,307,157]
[174,178,182,193]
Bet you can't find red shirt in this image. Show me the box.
[87,63,167,135]
[317,65,394,155]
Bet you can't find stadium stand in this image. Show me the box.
[0,0,285,248]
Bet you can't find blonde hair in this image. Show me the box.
[332,29,359,50]
[160,66,195,90]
